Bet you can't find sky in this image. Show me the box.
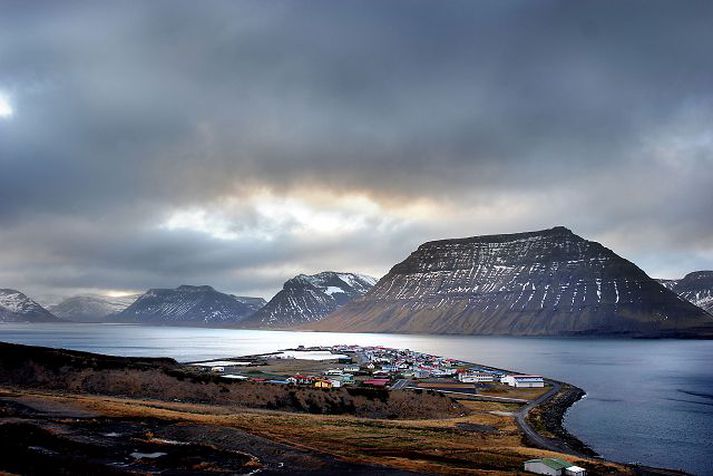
[1,0,712,304]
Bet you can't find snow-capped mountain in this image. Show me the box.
[658,271,713,314]
[240,272,377,328]
[312,227,713,337]
[115,285,266,326]
[49,294,141,322]
[0,289,60,323]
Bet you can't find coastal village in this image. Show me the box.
[189,344,545,393]
[190,345,587,475]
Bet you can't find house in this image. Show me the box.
[362,378,389,388]
[289,374,314,385]
[343,365,360,373]
[324,368,344,376]
[502,374,545,388]
[410,369,431,379]
[210,366,225,373]
[523,458,585,476]
[458,372,495,383]
[335,374,354,384]
[314,379,333,389]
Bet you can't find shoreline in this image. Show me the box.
[0,340,695,475]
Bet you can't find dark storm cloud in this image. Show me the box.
[1,1,712,301]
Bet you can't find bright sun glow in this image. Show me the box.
[0,94,13,118]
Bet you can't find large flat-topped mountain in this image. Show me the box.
[240,272,376,328]
[0,289,60,323]
[115,285,266,326]
[311,227,713,337]
[658,271,713,314]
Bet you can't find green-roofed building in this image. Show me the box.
[523,458,586,476]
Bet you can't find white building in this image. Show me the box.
[458,372,495,383]
[564,466,587,476]
[501,374,545,388]
[524,458,582,475]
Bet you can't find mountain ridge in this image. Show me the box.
[240,271,376,328]
[658,271,713,314]
[0,289,61,323]
[50,294,141,322]
[115,284,266,326]
[310,227,713,337]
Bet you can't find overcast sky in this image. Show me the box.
[1,1,712,304]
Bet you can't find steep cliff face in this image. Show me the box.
[312,227,713,336]
[240,272,376,328]
[115,285,265,326]
[659,272,713,314]
[0,289,60,323]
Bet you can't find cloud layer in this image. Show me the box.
[1,1,712,303]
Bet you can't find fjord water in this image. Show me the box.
[1,324,711,475]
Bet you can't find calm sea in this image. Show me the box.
[1,323,711,475]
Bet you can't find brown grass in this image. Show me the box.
[0,386,631,476]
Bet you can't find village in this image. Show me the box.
[188,344,546,393]
[189,345,589,475]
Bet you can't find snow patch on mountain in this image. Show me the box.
[241,271,377,328]
[0,289,60,323]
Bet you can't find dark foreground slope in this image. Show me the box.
[0,342,461,419]
[312,227,713,337]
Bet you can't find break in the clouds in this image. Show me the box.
[1,1,712,303]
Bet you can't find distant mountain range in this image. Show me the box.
[2,228,712,337]
[0,289,60,323]
[239,272,377,328]
[658,271,713,314]
[311,227,713,337]
[49,294,141,322]
[114,285,266,326]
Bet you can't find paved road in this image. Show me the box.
[391,379,410,390]
[414,380,587,458]
[513,381,591,458]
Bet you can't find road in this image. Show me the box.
[513,381,591,458]
[390,379,410,390]
[412,380,587,458]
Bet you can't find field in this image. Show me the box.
[0,387,631,475]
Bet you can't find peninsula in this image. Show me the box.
[0,342,685,475]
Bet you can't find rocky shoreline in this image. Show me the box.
[526,382,597,457]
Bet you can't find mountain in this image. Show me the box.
[0,289,60,323]
[311,227,713,337]
[658,272,713,314]
[115,285,266,326]
[240,272,377,328]
[49,294,141,322]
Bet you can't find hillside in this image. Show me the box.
[240,272,376,328]
[658,271,713,314]
[50,294,140,322]
[311,227,713,337]
[0,289,60,323]
[114,285,266,326]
